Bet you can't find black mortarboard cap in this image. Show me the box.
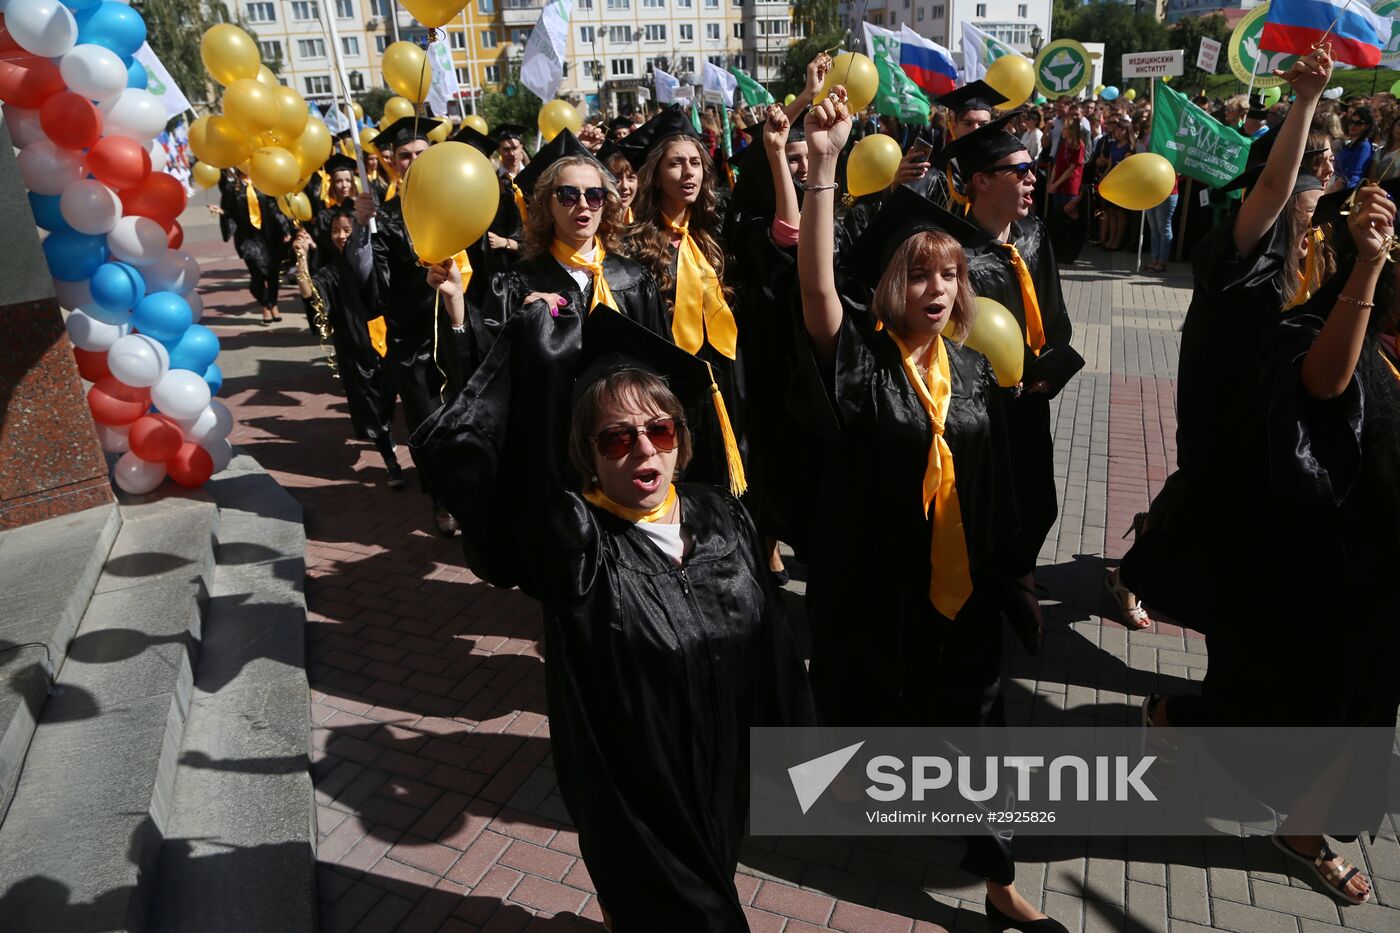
[616,105,702,170]
[1216,125,1330,192]
[511,128,595,199]
[449,122,497,157]
[935,81,1009,116]
[1311,177,1400,228]
[378,115,446,149]
[845,187,982,291]
[728,126,778,217]
[931,112,1023,173]
[1218,164,1325,194]
[609,116,632,133]
[1247,92,1268,120]
[323,153,357,175]
[495,122,528,141]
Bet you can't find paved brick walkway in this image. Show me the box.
[184,195,1400,933]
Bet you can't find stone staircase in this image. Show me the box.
[0,452,316,932]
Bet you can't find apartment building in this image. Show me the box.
[238,0,385,102]
[838,0,1053,60]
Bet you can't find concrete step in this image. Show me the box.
[0,493,219,933]
[150,452,316,933]
[0,503,121,821]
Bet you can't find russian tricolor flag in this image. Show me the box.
[899,25,958,97]
[1261,0,1390,68]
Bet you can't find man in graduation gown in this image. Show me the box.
[216,168,293,324]
[908,81,1009,207]
[347,114,463,536]
[937,114,1078,579]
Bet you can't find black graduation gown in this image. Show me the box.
[410,304,816,930]
[302,251,394,446]
[464,169,525,309]
[309,198,354,270]
[219,176,290,307]
[964,215,1074,571]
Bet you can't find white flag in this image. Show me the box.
[521,0,572,101]
[427,39,458,117]
[654,67,680,103]
[961,21,1024,83]
[322,100,351,134]
[702,60,737,106]
[132,43,191,118]
[863,21,901,69]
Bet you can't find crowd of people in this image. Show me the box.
[206,46,1398,931]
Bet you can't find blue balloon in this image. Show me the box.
[90,261,147,313]
[132,291,192,344]
[63,0,103,10]
[43,230,108,282]
[126,58,147,90]
[1102,86,1120,101]
[29,193,70,233]
[75,2,147,59]
[168,324,220,373]
[203,363,223,396]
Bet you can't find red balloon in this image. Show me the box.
[88,376,151,426]
[85,136,152,191]
[119,172,187,225]
[128,414,184,463]
[0,16,23,55]
[0,54,65,109]
[167,442,214,488]
[166,221,184,250]
[40,93,102,151]
[73,348,111,382]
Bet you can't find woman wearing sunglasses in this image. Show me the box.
[413,303,814,932]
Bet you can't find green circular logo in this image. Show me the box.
[1229,4,1298,89]
[1034,39,1092,99]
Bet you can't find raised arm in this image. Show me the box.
[1233,49,1332,256]
[784,53,832,125]
[797,89,852,365]
[762,104,801,232]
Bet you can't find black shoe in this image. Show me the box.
[985,895,1067,933]
[384,459,407,490]
[432,506,459,537]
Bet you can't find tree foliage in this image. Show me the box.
[480,58,542,137]
[356,87,395,122]
[791,0,840,41]
[777,28,845,99]
[1053,0,1170,87]
[1167,14,1232,93]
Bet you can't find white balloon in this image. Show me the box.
[59,178,123,235]
[94,422,130,454]
[55,277,93,311]
[205,439,233,474]
[6,0,77,58]
[80,302,131,327]
[141,249,200,293]
[64,308,129,351]
[112,451,166,494]
[151,369,211,421]
[107,333,169,388]
[185,289,203,323]
[59,43,128,102]
[106,215,166,266]
[148,141,167,172]
[182,399,233,445]
[98,89,166,142]
[17,140,85,195]
[5,107,46,149]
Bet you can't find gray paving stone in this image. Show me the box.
[1251,879,1342,924]
[1209,897,1301,933]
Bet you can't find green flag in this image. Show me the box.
[873,56,930,123]
[690,97,702,134]
[728,66,774,107]
[1150,81,1249,188]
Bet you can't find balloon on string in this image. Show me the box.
[73,346,111,382]
[111,451,165,494]
[249,146,301,196]
[184,289,203,323]
[462,114,487,135]
[60,178,123,235]
[783,94,796,106]
[58,41,127,100]
[166,442,213,488]
[845,134,901,198]
[985,54,1035,109]
[427,119,451,143]
[100,88,166,141]
[400,141,501,263]
[382,42,430,102]
[89,376,149,425]
[181,399,233,445]
[6,0,78,58]
[270,85,309,142]
[256,64,278,87]
[188,114,248,168]
[18,139,85,194]
[28,192,71,232]
[128,413,183,462]
[290,119,332,177]
[206,438,233,473]
[202,363,222,395]
[94,422,130,454]
[81,302,132,326]
[359,126,378,152]
[5,105,46,147]
[382,95,416,123]
[166,324,219,374]
[223,77,277,137]
[90,260,146,312]
[124,56,145,89]
[107,215,167,265]
[277,191,313,222]
[964,297,1025,388]
[1260,85,1281,107]
[817,52,879,111]
[538,100,581,142]
[151,368,211,422]
[44,230,108,281]
[131,290,192,342]
[74,1,145,57]
[65,307,126,350]
[142,249,200,293]
[1098,152,1175,210]
[1124,88,1137,101]
[39,91,103,149]
[397,0,461,27]
[199,23,260,86]
[0,54,66,108]
[119,172,186,225]
[1093,84,1105,96]
[1101,86,1119,100]
[192,161,221,189]
[107,332,168,387]
[85,133,152,189]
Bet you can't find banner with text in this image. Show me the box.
[1150,80,1250,188]
[1123,50,1184,79]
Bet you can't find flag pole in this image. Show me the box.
[319,0,375,234]
[1137,77,1152,272]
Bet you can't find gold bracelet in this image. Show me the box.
[1336,293,1375,310]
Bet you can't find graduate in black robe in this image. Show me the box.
[410,304,814,932]
[451,123,526,310]
[217,169,292,324]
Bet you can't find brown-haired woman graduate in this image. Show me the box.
[794,88,1064,933]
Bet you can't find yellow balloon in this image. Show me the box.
[401,141,501,263]
[224,78,278,137]
[846,134,902,198]
[984,55,1035,110]
[271,86,310,142]
[360,126,379,152]
[1162,75,1172,84]
[189,114,249,169]
[256,65,279,88]
[538,99,582,142]
[463,114,488,135]
[428,120,452,143]
[965,297,1025,388]
[383,96,417,123]
[192,161,222,189]
[398,0,467,28]
[200,24,261,87]
[250,147,301,197]
[1094,84,1105,96]
[382,42,431,103]
[352,102,364,121]
[818,52,879,112]
[1124,88,1137,101]
[291,119,334,177]
[279,191,314,222]
[1099,152,1176,211]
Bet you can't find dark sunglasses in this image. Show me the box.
[990,161,1036,180]
[594,418,679,459]
[555,185,607,210]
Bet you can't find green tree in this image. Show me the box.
[777,28,845,99]
[1168,14,1232,93]
[1055,1,1171,87]
[791,0,840,39]
[356,87,395,122]
[479,58,542,143]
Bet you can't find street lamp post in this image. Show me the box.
[1030,25,1043,57]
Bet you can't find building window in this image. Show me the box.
[244,2,276,22]
[1017,3,1027,15]
[678,55,694,72]
[258,39,282,61]
[304,75,333,95]
[704,0,717,7]
[290,1,319,21]
[644,24,665,41]
[611,57,635,75]
[931,3,944,15]
[485,64,501,82]
[298,38,327,58]
[732,22,744,38]
[483,29,499,47]
[584,60,601,78]
[734,53,745,68]
[607,25,631,43]
[455,67,469,83]
[449,30,465,49]
[677,0,692,6]
[335,0,353,16]
[342,36,360,55]
[479,0,495,11]
[643,0,664,6]
[606,0,629,9]
[577,0,592,7]
[679,23,693,40]
[512,27,529,44]
[349,71,365,90]
[370,0,389,13]
[375,35,388,53]
[579,26,593,43]
[705,22,719,39]
[707,54,722,66]
[975,3,986,15]
[917,6,924,19]
[758,19,788,35]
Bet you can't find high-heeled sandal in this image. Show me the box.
[1105,568,1152,629]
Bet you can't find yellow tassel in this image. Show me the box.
[366,316,388,356]
[706,361,747,497]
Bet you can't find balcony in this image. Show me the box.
[501,0,542,25]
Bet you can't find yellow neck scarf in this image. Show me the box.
[385,179,398,202]
[318,170,331,206]
[886,329,974,619]
[245,183,261,230]
[664,209,738,359]
[512,182,528,223]
[1284,227,1324,311]
[625,206,634,224]
[997,241,1046,355]
[584,484,678,523]
[550,238,614,312]
[453,248,472,296]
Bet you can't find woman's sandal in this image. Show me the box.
[1272,836,1372,905]
[1105,568,1152,629]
